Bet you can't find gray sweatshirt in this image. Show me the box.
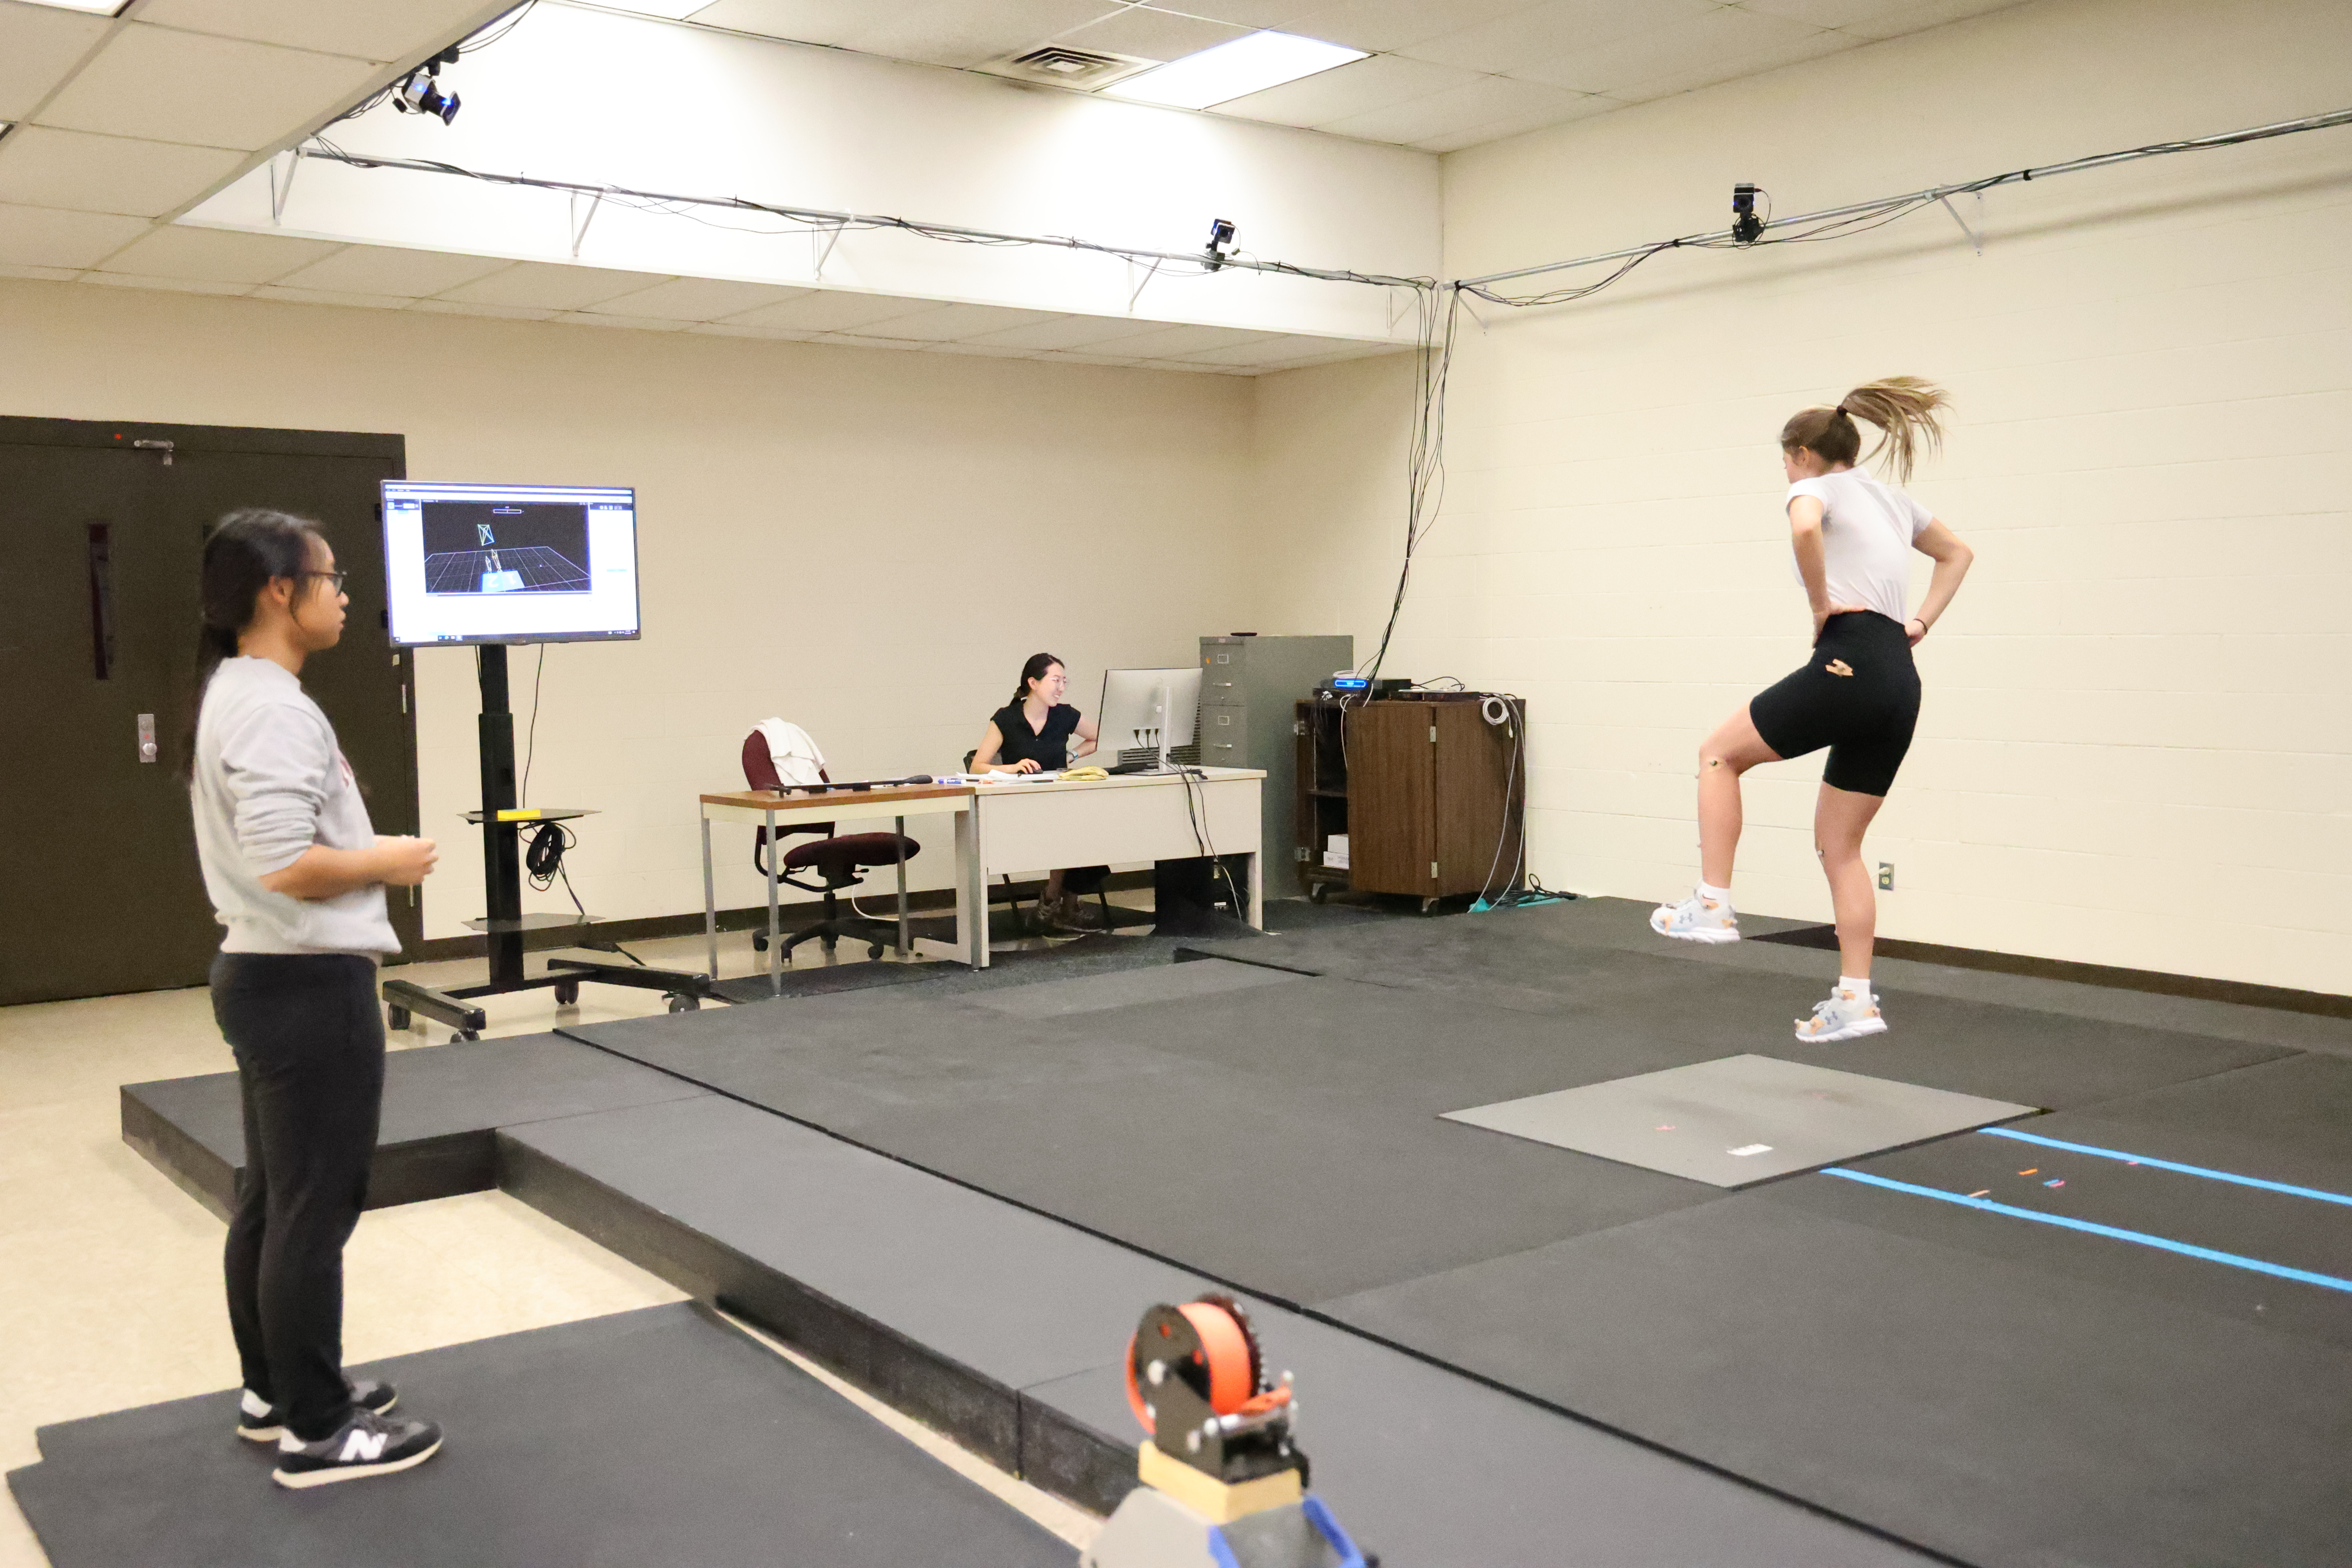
[191,656,399,956]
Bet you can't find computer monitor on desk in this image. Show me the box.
[1098,666,1202,773]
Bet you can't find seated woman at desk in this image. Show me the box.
[972,652,1105,931]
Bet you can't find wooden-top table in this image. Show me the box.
[699,782,981,992]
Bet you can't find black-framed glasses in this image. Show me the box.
[299,570,349,593]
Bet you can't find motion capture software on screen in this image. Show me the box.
[383,481,640,645]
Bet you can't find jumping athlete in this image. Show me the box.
[1651,378,1974,1042]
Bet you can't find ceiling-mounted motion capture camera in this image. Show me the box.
[1205,218,1237,270]
[1731,183,1765,245]
[392,47,463,125]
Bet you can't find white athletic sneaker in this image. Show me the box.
[1795,987,1888,1043]
[1650,891,1739,944]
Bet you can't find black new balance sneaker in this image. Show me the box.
[271,1406,442,1489]
[237,1379,398,1444]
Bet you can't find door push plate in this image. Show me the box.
[137,713,158,764]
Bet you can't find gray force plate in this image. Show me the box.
[1445,1053,2034,1185]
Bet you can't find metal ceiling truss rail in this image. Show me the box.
[1456,107,2352,301]
[292,142,1438,294]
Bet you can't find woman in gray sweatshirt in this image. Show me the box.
[189,509,444,1489]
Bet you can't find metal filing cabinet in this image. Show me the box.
[1198,634,1352,899]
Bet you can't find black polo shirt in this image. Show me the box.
[989,701,1079,769]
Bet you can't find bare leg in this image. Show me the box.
[1814,784,1886,978]
[1043,868,1066,919]
[1697,707,1782,888]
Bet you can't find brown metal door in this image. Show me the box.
[0,418,414,1004]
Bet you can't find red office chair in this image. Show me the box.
[741,730,921,961]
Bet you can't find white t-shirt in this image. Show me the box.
[1785,468,1933,624]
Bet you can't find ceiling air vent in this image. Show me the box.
[984,45,1160,90]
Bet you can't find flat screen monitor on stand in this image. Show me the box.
[1098,666,1203,774]
[375,481,710,1040]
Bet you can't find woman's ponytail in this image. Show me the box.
[1780,376,1952,483]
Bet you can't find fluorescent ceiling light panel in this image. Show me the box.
[1104,31,1367,111]
[13,0,124,11]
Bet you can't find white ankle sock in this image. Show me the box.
[1839,975,1871,997]
[241,1388,274,1418]
[1697,881,1732,904]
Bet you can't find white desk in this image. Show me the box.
[699,768,1266,980]
[965,767,1265,964]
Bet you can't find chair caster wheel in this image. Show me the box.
[666,993,700,1013]
[554,980,579,1005]
[1307,884,1328,905]
[1419,897,1440,914]
[455,1029,480,1043]
[386,1004,411,1029]
[751,933,769,952]
[867,944,887,960]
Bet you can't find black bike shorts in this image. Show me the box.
[1747,611,1921,797]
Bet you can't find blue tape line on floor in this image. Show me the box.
[1821,1168,2352,1295]
[1981,1127,2352,1208]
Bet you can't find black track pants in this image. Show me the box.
[212,952,384,1442]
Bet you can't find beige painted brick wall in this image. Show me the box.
[1253,0,2350,993]
[0,279,1258,938]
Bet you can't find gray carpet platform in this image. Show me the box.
[5,1303,1073,1568]
[120,1031,708,1218]
[109,898,2351,1567]
[497,1093,1937,1567]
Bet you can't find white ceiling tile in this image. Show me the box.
[1043,349,1145,365]
[0,126,245,216]
[249,283,412,309]
[1213,52,1478,126]
[1397,0,1715,73]
[1136,357,1250,373]
[804,330,929,350]
[95,223,337,282]
[552,311,693,331]
[0,201,147,267]
[38,24,381,150]
[1574,24,1849,100]
[1737,0,1925,26]
[0,261,82,281]
[1274,0,1538,54]
[410,297,559,321]
[433,261,676,310]
[956,313,1169,350]
[849,300,1061,340]
[922,339,1042,359]
[1100,322,1267,357]
[1408,87,1611,148]
[1839,0,2028,39]
[1159,2,1328,25]
[273,243,512,296]
[1513,7,1824,93]
[1180,332,1353,365]
[837,0,1119,70]
[0,4,109,122]
[722,289,944,331]
[686,0,930,48]
[1054,5,1249,62]
[684,321,818,339]
[133,0,516,65]
[585,277,813,320]
[1319,72,1579,143]
[76,269,256,296]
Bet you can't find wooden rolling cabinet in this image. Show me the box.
[1296,695,1525,908]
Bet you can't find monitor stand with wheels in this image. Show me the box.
[381,642,712,1041]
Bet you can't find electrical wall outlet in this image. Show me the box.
[1877,862,1895,891]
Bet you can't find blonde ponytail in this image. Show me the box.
[1779,376,1952,483]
